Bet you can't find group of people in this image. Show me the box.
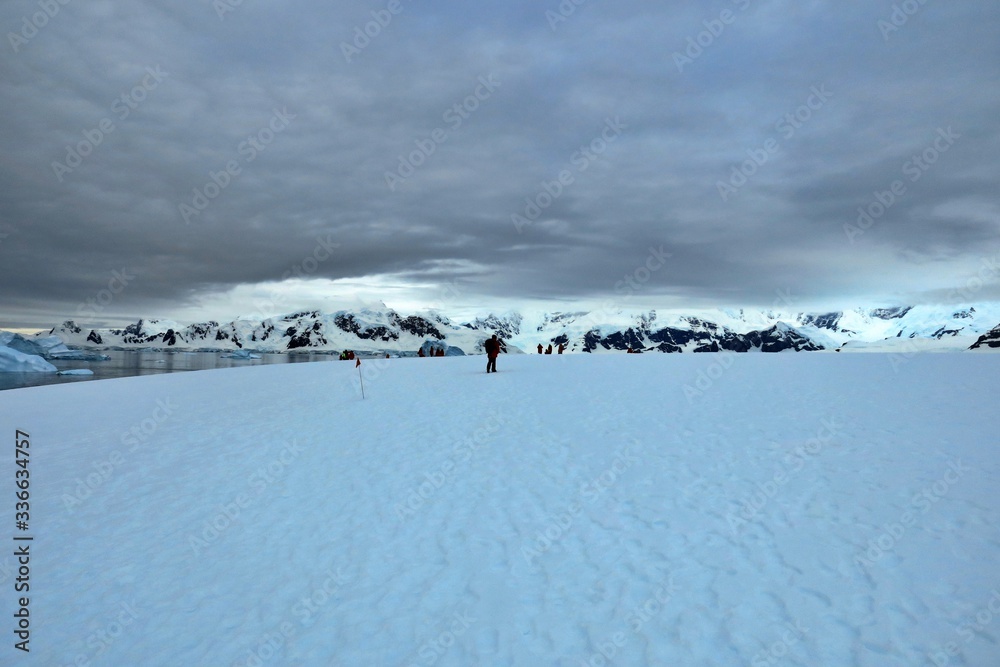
[484,335,569,374]
[340,336,570,374]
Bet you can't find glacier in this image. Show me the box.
[35,302,1000,356]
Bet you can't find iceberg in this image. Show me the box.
[47,348,111,361]
[220,350,262,359]
[418,340,466,357]
[0,332,109,360]
[57,369,95,376]
[0,345,58,373]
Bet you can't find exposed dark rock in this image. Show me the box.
[871,306,912,320]
[970,324,1000,350]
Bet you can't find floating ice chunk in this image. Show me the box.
[221,350,262,360]
[0,346,57,373]
[0,333,108,360]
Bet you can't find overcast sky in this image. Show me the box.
[1,0,998,330]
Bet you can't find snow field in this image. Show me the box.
[0,352,997,666]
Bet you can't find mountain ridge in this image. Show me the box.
[36,303,1000,355]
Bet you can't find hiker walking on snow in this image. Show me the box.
[485,334,500,373]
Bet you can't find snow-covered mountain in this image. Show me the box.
[970,324,1000,350]
[46,308,485,356]
[36,302,1000,355]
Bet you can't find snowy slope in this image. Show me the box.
[43,302,1000,355]
[1,354,998,665]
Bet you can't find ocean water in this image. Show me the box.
[0,349,346,391]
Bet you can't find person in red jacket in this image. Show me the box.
[484,334,500,373]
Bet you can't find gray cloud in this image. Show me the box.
[2,0,998,329]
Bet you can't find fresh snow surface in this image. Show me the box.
[1,354,998,666]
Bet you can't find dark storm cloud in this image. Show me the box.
[1,0,998,328]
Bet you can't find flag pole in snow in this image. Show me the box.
[356,357,365,399]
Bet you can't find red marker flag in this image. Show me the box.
[356,356,365,399]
